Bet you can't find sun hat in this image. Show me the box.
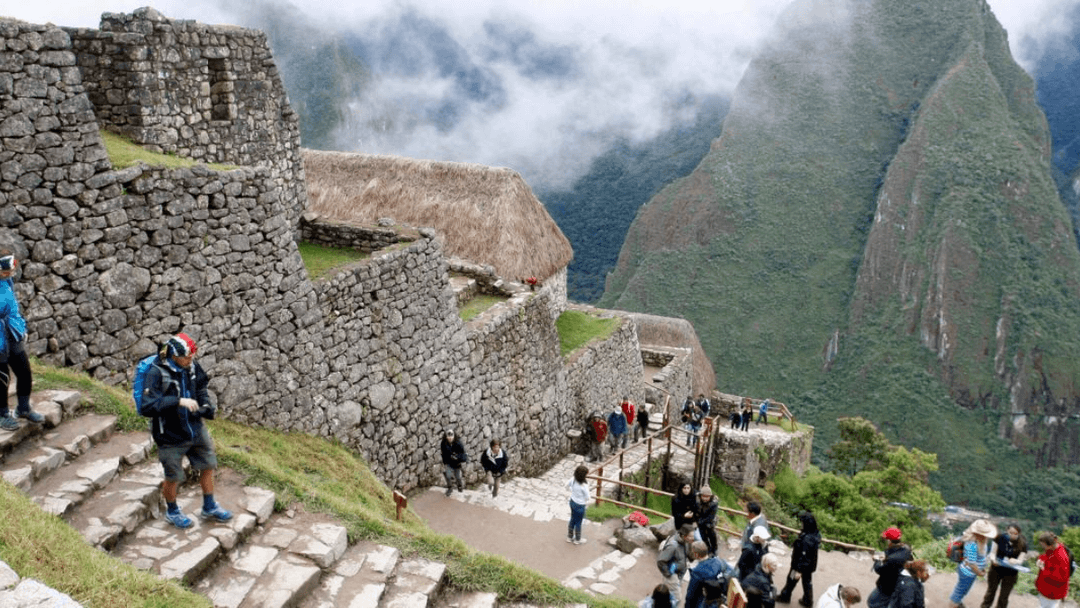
[752,526,771,541]
[966,519,997,539]
[882,527,902,541]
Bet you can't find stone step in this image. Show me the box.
[298,541,400,608]
[0,413,120,492]
[381,557,446,608]
[0,390,83,463]
[112,483,274,586]
[435,591,498,608]
[195,502,345,608]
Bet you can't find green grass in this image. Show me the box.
[297,242,370,280]
[555,310,621,357]
[0,478,210,608]
[459,295,508,322]
[100,130,234,171]
[16,359,633,608]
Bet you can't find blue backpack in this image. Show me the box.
[132,354,160,416]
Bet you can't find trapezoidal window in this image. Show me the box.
[208,57,236,122]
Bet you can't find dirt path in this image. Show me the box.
[413,488,1051,607]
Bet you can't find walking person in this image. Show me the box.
[657,524,695,607]
[480,438,508,498]
[741,501,769,549]
[586,412,607,462]
[981,524,1027,608]
[742,553,781,608]
[621,396,636,441]
[140,333,232,528]
[696,486,719,558]
[608,404,629,451]
[1034,531,1072,608]
[756,398,771,425]
[868,527,912,608]
[738,526,772,580]
[889,560,930,608]
[949,519,997,608]
[566,464,590,544]
[685,540,736,608]
[635,404,651,442]
[440,428,468,496]
[740,401,753,431]
[777,511,821,607]
[0,251,42,431]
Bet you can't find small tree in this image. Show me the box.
[827,416,890,475]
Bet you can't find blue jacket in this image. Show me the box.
[608,411,628,436]
[141,357,215,447]
[686,557,735,608]
[0,278,27,356]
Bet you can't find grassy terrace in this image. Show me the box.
[13,361,634,608]
[556,310,621,357]
[99,130,235,171]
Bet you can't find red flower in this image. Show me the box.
[526,276,538,286]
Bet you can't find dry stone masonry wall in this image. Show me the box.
[0,11,657,491]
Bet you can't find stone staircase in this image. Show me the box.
[0,390,510,608]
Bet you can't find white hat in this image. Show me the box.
[752,526,771,541]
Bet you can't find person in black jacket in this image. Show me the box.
[480,438,509,497]
[696,486,720,557]
[777,511,822,606]
[888,560,930,608]
[672,483,699,531]
[738,526,772,580]
[743,553,781,608]
[140,333,232,529]
[440,429,468,496]
[980,525,1027,608]
[868,527,913,608]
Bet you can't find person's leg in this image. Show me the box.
[443,465,454,495]
[702,524,717,557]
[1037,595,1061,608]
[982,564,1002,608]
[996,573,1018,608]
[799,571,813,606]
[10,350,40,423]
[950,572,976,608]
[492,473,500,497]
[189,429,230,521]
[777,571,798,602]
[158,444,192,528]
[866,589,888,608]
[454,466,464,491]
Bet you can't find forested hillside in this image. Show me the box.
[600,0,1080,519]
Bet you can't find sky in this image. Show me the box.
[5,0,1080,190]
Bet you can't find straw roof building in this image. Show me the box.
[303,150,574,284]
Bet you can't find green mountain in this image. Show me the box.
[600,0,1080,516]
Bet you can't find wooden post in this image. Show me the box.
[393,490,407,521]
[596,466,604,505]
[643,436,653,508]
[617,452,625,502]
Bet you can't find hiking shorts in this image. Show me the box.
[158,425,217,482]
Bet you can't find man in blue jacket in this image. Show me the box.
[140,333,232,529]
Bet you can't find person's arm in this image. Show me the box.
[140,366,179,417]
[193,365,216,419]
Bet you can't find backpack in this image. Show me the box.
[947,537,965,563]
[132,354,160,416]
[1064,543,1077,576]
[702,559,737,599]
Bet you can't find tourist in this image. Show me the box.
[949,519,996,608]
[608,404,629,451]
[566,464,590,545]
[0,250,41,431]
[742,552,781,608]
[480,438,508,498]
[738,525,772,580]
[757,398,771,425]
[140,333,232,528]
[685,540,735,608]
[696,393,711,418]
[586,412,608,462]
[981,524,1027,608]
[816,584,861,608]
[867,527,912,608]
[1034,531,1072,608]
[777,511,821,606]
[657,524,695,607]
[640,583,676,608]
[621,396,637,441]
[440,428,468,496]
[730,406,741,429]
[740,401,753,431]
[741,501,769,549]
[696,486,719,557]
[635,404,651,442]
[672,483,698,532]
[889,561,930,608]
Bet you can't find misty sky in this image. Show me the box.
[6,0,1080,190]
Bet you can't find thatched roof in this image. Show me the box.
[303,149,573,281]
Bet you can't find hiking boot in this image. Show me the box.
[574,538,587,545]
[200,504,233,522]
[445,487,453,497]
[165,510,193,529]
[16,409,43,424]
[566,536,574,543]
[492,487,498,498]
[0,416,18,431]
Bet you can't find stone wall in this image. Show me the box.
[710,427,813,489]
[65,7,307,233]
[0,12,679,492]
[640,345,693,425]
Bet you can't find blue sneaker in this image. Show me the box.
[16,410,43,424]
[0,416,18,431]
[200,504,233,522]
[165,510,193,529]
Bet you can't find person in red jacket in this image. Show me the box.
[586,412,608,462]
[620,396,636,438]
[1035,531,1072,608]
